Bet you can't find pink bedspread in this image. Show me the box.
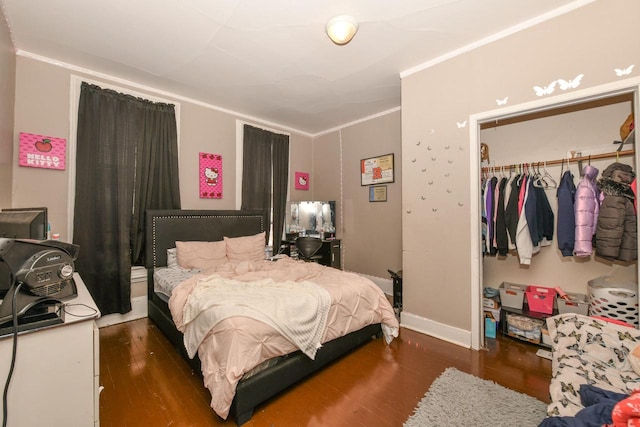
[168,257,399,419]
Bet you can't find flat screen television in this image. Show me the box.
[0,207,48,240]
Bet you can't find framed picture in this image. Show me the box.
[361,153,394,185]
[369,185,387,202]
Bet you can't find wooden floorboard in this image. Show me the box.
[99,318,551,426]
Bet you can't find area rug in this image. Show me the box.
[404,367,547,427]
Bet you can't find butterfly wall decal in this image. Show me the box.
[496,97,508,105]
[615,64,635,76]
[456,120,467,128]
[557,74,584,90]
[533,80,557,97]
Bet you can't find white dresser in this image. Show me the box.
[0,273,100,426]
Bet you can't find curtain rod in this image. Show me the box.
[481,148,635,172]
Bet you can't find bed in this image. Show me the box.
[144,209,399,425]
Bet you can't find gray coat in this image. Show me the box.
[595,163,637,262]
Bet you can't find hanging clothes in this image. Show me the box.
[485,176,498,256]
[632,177,637,213]
[503,173,517,249]
[557,170,576,257]
[516,175,534,265]
[534,185,555,246]
[596,162,637,262]
[504,174,521,250]
[481,179,488,256]
[495,177,509,256]
[574,165,600,257]
[524,176,540,255]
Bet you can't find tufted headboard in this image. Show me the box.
[144,209,267,270]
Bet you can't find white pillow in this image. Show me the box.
[167,248,178,269]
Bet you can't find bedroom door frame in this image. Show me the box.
[468,76,640,350]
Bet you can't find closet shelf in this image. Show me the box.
[481,148,635,173]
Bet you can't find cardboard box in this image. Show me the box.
[483,296,500,309]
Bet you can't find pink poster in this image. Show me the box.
[199,152,223,199]
[295,171,309,190]
[18,132,66,170]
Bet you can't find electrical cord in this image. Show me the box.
[61,303,98,318]
[2,281,23,427]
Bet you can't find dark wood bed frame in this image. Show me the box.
[144,209,382,425]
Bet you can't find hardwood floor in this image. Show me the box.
[99,318,551,427]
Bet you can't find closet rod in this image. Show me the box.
[481,148,635,172]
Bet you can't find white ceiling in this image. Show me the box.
[1,0,588,135]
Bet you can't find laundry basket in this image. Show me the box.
[588,275,639,327]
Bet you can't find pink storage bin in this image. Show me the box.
[525,286,557,314]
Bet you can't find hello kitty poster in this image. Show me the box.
[18,132,66,170]
[295,172,309,190]
[199,152,223,199]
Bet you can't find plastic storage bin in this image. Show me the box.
[499,282,527,309]
[505,313,543,344]
[588,276,638,327]
[526,286,557,314]
[557,292,589,315]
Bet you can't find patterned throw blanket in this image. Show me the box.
[182,274,331,359]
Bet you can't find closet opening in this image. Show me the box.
[469,79,640,350]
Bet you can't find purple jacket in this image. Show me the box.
[574,165,600,257]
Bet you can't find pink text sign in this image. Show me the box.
[18,132,66,170]
[199,152,223,199]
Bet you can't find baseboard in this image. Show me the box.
[401,311,471,348]
[95,295,148,328]
[355,272,393,295]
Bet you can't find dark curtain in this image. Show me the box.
[271,132,289,253]
[74,82,180,315]
[241,125,289,252]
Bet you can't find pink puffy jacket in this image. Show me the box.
[574,165,600,257]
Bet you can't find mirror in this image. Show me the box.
[286,201,336,238]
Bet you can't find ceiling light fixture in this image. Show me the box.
[325,15,358,45]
